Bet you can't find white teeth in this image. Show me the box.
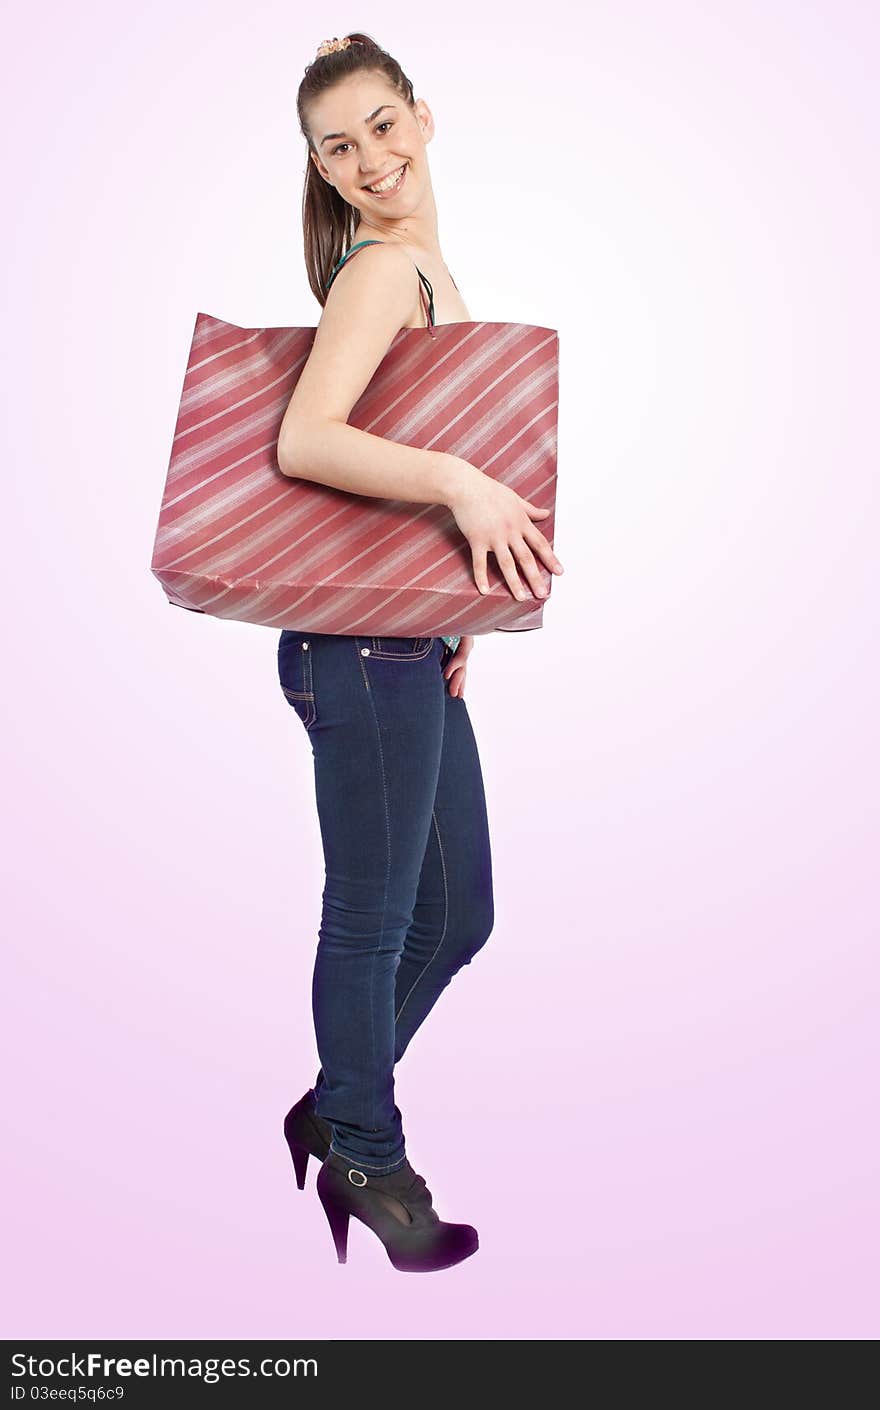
[366,163,406,193]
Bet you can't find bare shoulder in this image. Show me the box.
[322,240,421,340]
[328,238,416,298]
[278,243,421,436]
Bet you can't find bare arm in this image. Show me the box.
[276,242,466,505]
[277,241,562,597]
[282,417,466,505]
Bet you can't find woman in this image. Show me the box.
[277,33,563,1272]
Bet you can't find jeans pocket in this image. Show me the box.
[278,631,317,728]
[364,636,434,660]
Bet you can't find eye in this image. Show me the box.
[331,121,394,157]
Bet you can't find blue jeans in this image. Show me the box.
[277,632,495,1173]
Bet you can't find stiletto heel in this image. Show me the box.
[289,1141,310,1190]
[282,1089,332,1191]
[318,1185,351,1263]
[316,1152,478,1273]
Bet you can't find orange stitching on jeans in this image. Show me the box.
[366,638,434,661]
[393,807,449,1026]
[355,636,393,1133]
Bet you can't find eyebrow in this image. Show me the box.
[319,105,397,148]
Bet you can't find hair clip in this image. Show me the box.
[315,37,352,58]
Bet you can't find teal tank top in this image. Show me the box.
[327,240,460,655]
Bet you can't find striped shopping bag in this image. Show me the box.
[150,312,559,637]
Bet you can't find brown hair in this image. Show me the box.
[297,32,417,307]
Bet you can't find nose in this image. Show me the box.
[359,139,390,177]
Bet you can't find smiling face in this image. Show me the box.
[306,71,435,224]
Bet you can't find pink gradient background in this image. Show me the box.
[3,2,878,1340]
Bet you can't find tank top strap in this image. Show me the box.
[325,240,436,332]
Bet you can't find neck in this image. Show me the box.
[352,180,443,263]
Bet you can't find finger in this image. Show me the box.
[509,537,548,599]
[470,545,490,595]
[522,524,564,574]
[522,500,552,518]
[491,545,528,601]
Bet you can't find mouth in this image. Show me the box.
[362,161,408,196]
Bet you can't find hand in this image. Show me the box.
[443,635,473,698]
[445,457,564,600]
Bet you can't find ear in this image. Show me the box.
[310,149,332,183]
[413,97,436,144]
